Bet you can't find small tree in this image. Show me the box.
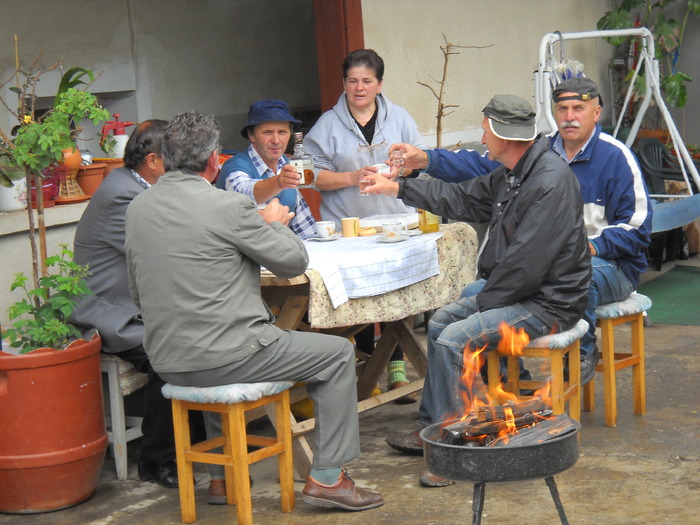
[417,34,493,148]
[0,38,109,296]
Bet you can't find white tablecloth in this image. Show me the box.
[304,232,443,308]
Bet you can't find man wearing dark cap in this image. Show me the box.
[366,95,590,486]
[216,99,316,238]
[390,77,652,386]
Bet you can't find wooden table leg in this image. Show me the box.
[388,317,428,377]
[355,323,398,399]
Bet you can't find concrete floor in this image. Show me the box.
[3,259,699,525]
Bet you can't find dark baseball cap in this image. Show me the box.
[240,99,302,139]
[552,77,604,107]
[482,94,537,141]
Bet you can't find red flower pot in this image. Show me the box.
[30,182,58,208]
[0,334,107,513]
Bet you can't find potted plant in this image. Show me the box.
[0,246,107,514]
[597,0,700,134]
[0,45,110,513]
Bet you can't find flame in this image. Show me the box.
[496,322,530,356]
[445,322,556,439]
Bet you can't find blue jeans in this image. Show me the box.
[418,281,550,426]
[581,257,634,358]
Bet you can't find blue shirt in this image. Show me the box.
[220,145,316,239]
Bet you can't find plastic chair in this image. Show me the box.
[100,353,148,480]
[636,137,697,195]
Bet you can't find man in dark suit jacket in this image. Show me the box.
[70,120,180,488]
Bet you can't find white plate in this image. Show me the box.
[378,236,407,243]
[307,233,341,242]
[404,229,423,236]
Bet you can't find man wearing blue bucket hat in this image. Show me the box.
[216,99,316,238]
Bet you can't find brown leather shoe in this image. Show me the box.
[389,380,418,404]
[301,470,384,511]
[386,428,424,455]
[419,470,455,487]
[207,479,227,505]
[207,476,254,505]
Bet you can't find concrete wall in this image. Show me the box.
[0,0,319,153]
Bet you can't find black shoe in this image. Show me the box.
[579,346,600,386]
[138,459,178,488]
[386,429,424,455]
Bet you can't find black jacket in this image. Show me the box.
[398,135,590,331]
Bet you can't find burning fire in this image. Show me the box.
[449,322,554,443]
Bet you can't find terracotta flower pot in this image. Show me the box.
[0,334,107,513]
[76,163,107,196]
[55,147,88,204]
[92,157,125,177]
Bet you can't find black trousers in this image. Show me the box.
[354,323,403,362]
[112,345,177,465]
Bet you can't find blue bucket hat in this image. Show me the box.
[240,99,302,139]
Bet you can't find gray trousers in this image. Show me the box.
[160,330,359,476]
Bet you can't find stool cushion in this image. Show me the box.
[526,319,589,349]
[161,381,295,404]
[595,292,652,319]
[101,353,149,396]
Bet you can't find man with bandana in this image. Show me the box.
[389,78,652,387]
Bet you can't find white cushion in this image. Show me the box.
[526,319,589,349]
[596,292,652,319]
[161,381,295,404]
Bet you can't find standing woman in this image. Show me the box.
[305,49,427,226]
[305,49,426,400]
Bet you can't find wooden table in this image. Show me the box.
[260,223,478,477]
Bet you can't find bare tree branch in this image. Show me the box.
[417,34,493,147]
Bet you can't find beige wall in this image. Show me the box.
[363,0,612,146]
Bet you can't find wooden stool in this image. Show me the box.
[100,353,148,480]
[583,293,652,427]
[161,381,296,525]
[487,319,588,421]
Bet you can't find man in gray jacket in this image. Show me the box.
[125,112,383,511]
[365,95,590,486]
[71,120,182,488]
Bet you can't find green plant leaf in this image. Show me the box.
[54,67,95,106]
[662,70,692,107]
[597,9,635,45]
[653,13,681,53]
[4,245,93,351]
